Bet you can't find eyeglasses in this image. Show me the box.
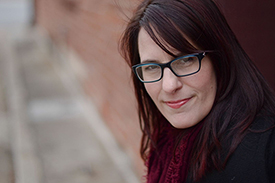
[132,52,207,83]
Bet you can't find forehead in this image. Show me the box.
[138,28,171,63]
[138,28,180,60]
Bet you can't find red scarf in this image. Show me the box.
[146,122,203,183]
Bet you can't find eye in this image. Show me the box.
[182,56,195,63]
[143,64,160,71]
[174,56,196,66]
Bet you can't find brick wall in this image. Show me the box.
[35,0,144,176]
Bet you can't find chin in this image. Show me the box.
[164,113,202,129]
[167,119,196,129]
[170,122,194,129]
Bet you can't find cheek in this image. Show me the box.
[144,83,160,101]
[196,59,216,89]
[198,74,216,94]
[199,71,217,103]
[186,61,217,101]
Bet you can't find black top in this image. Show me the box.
[187,117,275,183]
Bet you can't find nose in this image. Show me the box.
[162,68,183,93]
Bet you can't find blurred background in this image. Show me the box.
[0,0,274,183]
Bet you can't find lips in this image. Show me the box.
[165,97,192,109]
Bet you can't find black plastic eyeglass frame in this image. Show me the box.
[132,52,207,83]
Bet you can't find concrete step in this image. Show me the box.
[0,27,139,183]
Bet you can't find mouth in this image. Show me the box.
[164,97,192,109]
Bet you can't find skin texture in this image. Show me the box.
[138,28,217,129]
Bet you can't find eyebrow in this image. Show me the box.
[140,59,161,64]
[139,51,188,64]
[140,55,180,64]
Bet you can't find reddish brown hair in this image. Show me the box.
[120,0,275,181]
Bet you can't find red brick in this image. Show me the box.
[36,0,144,176]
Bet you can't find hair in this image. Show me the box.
[120,0,275,181]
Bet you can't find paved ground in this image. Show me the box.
[0,26,139,183]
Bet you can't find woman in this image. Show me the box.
[120,0,275,182]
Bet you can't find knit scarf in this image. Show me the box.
[146,122,203,183]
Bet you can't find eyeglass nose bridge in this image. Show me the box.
[159,62,180,79]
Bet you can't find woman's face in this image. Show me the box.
[138,28,217,129]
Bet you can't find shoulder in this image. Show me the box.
[267,127,275,182]
[254,116,275,182]
[246,116,275,156]
[241,116,275,156]
[231,116,275,182]
[256,116,275,182]
[189,116,275,183]
[250,115,275,131]
[232,116,274,167]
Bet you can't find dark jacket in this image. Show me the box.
[187,117,275,183]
